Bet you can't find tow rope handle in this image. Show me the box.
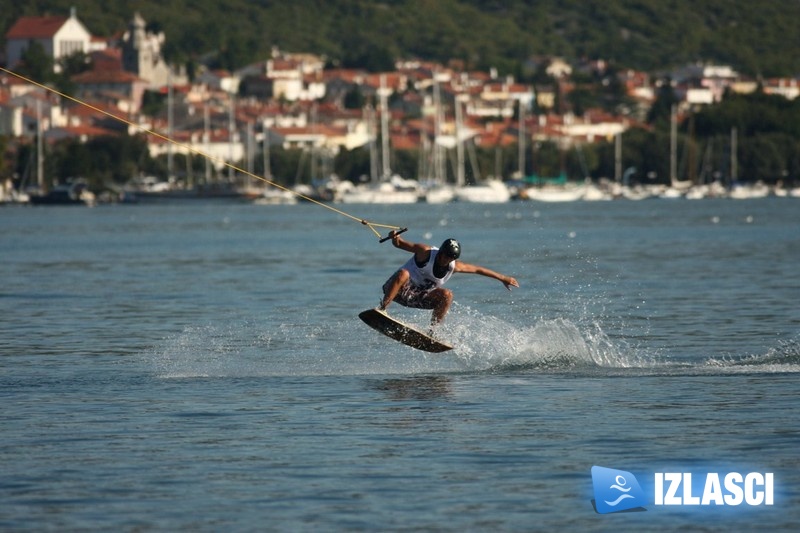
[379,227,408,243]
[359,220,407,242]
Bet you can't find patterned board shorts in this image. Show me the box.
[382,271,436,309]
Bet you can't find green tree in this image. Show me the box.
[16,41,54,84]
[695,91,800,138]
[343,86,366,110]
[334,146,371,181]
[140,90,167,117]
[55,51,90,95]
[530,141,563,178]
[50,134,153,190]
[647,78,679,126]
[55,138,93,179]
[739,133,792,183]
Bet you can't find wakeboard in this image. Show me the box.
[358,308,453,353]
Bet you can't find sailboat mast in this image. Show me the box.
[455,95,465,187]
[433,81,442,184]
[246,120,254,187]
[228,93,235,181]
[262,118,272,181]
[204,105,211,184]
[670,104,677,184]
[730,127,738,183]
[167,75,174,180]
[380,75,390,179]
[518,99,526,177]
[36,99,44,191]
[367,105,378,182]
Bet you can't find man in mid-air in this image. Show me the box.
[379,231,519,326]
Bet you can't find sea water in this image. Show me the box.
[1,198,798,531]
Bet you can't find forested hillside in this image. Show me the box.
[3,0,799,76]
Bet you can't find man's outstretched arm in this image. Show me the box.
[454,262,519,290]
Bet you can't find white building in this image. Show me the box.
[196,69,240,94]
[4,8,94,73]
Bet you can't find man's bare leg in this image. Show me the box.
[380,269,410,311]
[427,288,453,325]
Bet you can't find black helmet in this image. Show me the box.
[440,238,461,259]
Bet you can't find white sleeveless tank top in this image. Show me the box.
[401,247,455,292]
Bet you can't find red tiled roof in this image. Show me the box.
[322,69,366,83]
[71,70,143,84]
[59,124,118,137]
[147,127,246,145]
[156,84,191,95]
[476,129,517,148]
[363,72,404,90]
[1,73,28,87]
[65,99,124,121]
[274,124,346,137]
[390,132,420,150]
[6,16,68,39]
[90,49,123,71]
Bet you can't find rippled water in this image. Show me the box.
[1,198,799,531]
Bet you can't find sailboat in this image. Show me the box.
[28,181,95,205]
[27,99,95,206]
[422,80,455,203]
[340,76,420,204]
[254,119,296,204]
[516,101,582,202]
[451,94,509,203]
[663,104,692,198]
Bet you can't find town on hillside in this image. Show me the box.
[1,9,799,205]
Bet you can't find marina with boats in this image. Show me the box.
[2,11,799,208]
[4,169,798,206]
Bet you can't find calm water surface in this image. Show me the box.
[1,198,799,531]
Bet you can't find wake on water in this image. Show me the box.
[146,304,800,378]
